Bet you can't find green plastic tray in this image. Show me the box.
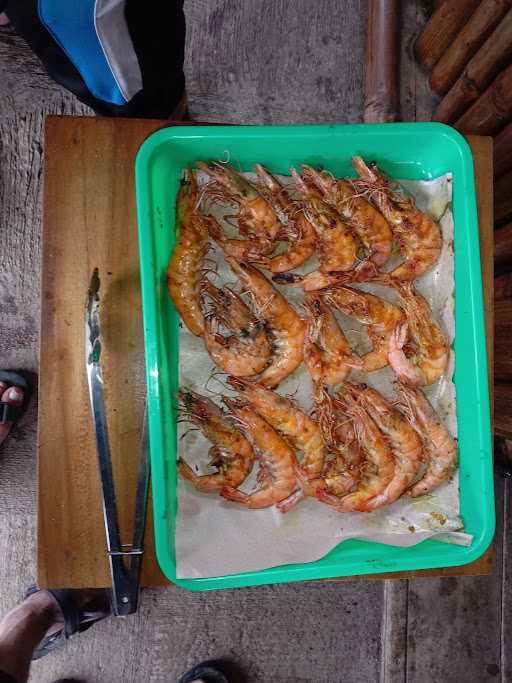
[135,123,494,590]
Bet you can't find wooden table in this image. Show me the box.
[38,116,494,588]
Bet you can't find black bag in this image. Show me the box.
[2,0,185,118]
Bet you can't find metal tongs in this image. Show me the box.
[85,268,150,616]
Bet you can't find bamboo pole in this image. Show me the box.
[496,359,512,392]
[455,63,512,134]
[496,294,512,383]
[495,168,512,223]
[494,120,512,177]
[495,356,512,390]
[495,222,512,267]
[414,0,481,70]
[430,0,512,95]
[434,10,512,123]
[496,272,512,299]
[364,0,400,122]
[495,383,512,437]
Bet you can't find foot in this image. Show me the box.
[0,588,108,681]
[178,663,229,683]
[29,588,110,660]
[0,590,63,640]
[0,591,64,682]
[0,381,25,447]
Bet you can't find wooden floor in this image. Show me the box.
[0,2,508,681]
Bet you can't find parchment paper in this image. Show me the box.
[175,171,469,580]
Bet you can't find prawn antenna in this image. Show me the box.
[205,370,230,396]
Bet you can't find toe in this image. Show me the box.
[0,385,25,447]
[1,385,24,406]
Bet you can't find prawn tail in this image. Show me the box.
[353,259,387,283]
[296,460,319,484]
[315,487,343,510]
[226,375,249,393]
[220,486,247,504]
[344,353,364,370]
[276,487,305,513]
[389,321,408,354]
[388,322,425,386]
[275,270,353,291]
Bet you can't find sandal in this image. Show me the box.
[178,663,230,683]
[24,586,110,660]
[0,370,31,442]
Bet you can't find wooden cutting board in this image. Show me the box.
[38,117,493,588]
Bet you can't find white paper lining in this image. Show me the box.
[174,172,469,580]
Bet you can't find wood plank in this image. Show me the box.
[469,136,494,392]
[406,476,505,681]
[183,0,367,124]
[380,580,408,682]
[37,124,494,587]
[501,477,512,679]
[1,5,501,680]
[3,9,396,682]
[38,116,167,588]
[400,0,437,122]
[137,581,386,683]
